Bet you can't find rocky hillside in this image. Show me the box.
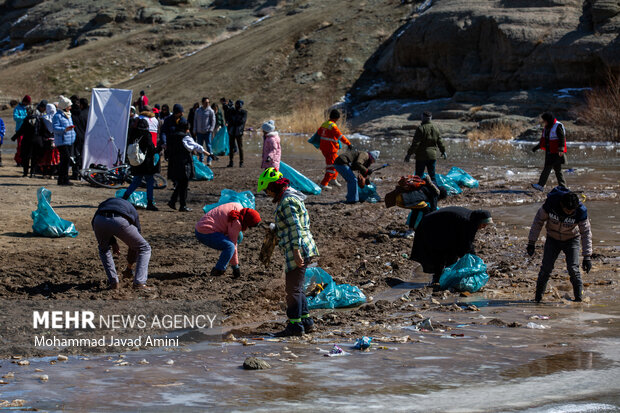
[350,0,620,102]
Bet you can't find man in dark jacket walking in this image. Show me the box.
[92,198,151,290]
[405,111,446,182]
[71,98,89,179]
[527,187,592,302]
[333,149,379,203]
[227,100,247,168]
[123,118,159,211]
[532,113,567,191]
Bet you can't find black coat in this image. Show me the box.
[128,127,158,176]
[410,207,489,274]
[13,114,46,147]
[167,131,194,181]
[228,108,247,137]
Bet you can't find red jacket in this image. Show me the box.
[539,120,567,154]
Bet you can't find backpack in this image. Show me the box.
[127,136,146,166]
[398,175,426,192]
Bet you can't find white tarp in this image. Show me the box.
[82,88,133,169]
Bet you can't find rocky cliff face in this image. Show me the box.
[351,0,620,101]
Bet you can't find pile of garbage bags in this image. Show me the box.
[115,189,147,209]
[280,161,322,195]
[193,156,214,181]
[304,267,366,309]
[427,167,479,196]
[31,187,78,238]
[203,189,255,213]
[439,253,489,293]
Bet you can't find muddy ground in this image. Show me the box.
[0,148,618,358]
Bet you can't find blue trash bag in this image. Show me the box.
[115,189,147,209]
[406,210,425,230]
[435,174,462,195]
[446,167,479,188]
[279,161,322,195]
[439,253,489,293]
[203,189,255,213]
[31,187,78,238]
[212,127,229,156]
[304,267,366,309]
[308,132,320,149]
[359,183,380,203]
[193,156,214,181]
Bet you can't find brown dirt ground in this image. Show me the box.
[0,149,618,358]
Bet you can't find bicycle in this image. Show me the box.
[80,150,167,190]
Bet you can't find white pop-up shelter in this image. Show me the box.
[82,88,133,169]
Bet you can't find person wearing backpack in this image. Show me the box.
[123,118,159,211]
[404,111,446,182]
[527,187,592,302]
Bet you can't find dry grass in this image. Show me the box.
[469,105,483,114]
[466,123,514,143]
[276,100,350,135]
[579,70,620,142]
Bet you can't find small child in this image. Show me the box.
[261,120,281,171]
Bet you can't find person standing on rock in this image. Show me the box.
[258,168,319,337]
[531,113,567,191]
[404,111,446,182]
[52,96,76,186]
[333,149,379,204]
[227,100,247,168]
[261,120,281,171]
[194,97,216,165]
[527,186,592,303]
[317,109,351,190]
[410,206,492,289]
[195,203,262,278]
[92,197,151,290]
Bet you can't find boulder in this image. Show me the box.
[242,357,271,370]
[9,0,44,9]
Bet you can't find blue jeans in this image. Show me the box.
[195,230,235,271]
[196,132,213,162]
[125,175,154,202]
[415,159,436,182]
[334,164,359,203]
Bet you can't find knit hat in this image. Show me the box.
[228,208,262,231]
[267,177,291,200]
[422,111,432,122]
[173,103,184,114]
[22,95,32,105]
[57,95,72,111]
[471,209,493,225]
[37,99,48,109]
[368,150,380,161]
[262,120,276,133]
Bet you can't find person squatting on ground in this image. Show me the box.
[123,118,160,211]
[410,207,492,289]
[317,109,351,189]
[258,168,319,337]
[531,113,567,191]
[527,186,592,302]
[193,97,216,165]
[261,120,281,171]
[404,111,446,182]
[227,100,247,168]
[167,119,210,212]
[195,203,262,278]
[92,197,151,290]
[52,96,76,186]
[333,149,379,204]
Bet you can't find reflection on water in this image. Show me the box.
[501,351,600,379]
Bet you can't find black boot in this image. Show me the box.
[573,282,583,302]
[146,201,158,211]
[301,316,315,333]
[535,273,549,303]
[274,322,304,337]
[210,268,225,277]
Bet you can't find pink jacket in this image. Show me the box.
[262,132,281,170]
[195,202,243,266]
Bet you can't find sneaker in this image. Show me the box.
[227,163,234,168]
[273,322,304,337]
[239,162,244,168]
[207,160,212,166]
[320,185,331,190]
[146,202,159,211]
[404,230,415,239]
[132,283,152,291]
[301,317,315,333]
[531,184,544,192]
[210,268,225,277]
[332,179,342,187]
[179,206,192,212]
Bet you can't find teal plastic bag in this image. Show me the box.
[115,189,147,209]
[435,174,462,195]
[280,161,322,195]
[359,183,380,203]
[31,187,78,238]
[203,189,255,213]
[304,267,366,309]
[446,167,479,188]
[212,127,229,156]
[439,254,489,293]
[192,156,214,181]
[308,132,320,149]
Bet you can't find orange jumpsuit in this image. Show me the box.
[318,120,351,186]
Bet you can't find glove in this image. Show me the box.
[526,243,535,257]
[582,257,592,274]
[441,153,447,160]
[232,266,241,278]
[532,144,540,153]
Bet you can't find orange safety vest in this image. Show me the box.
[318,120,350,152]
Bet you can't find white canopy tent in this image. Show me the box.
[82,88,133,169]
